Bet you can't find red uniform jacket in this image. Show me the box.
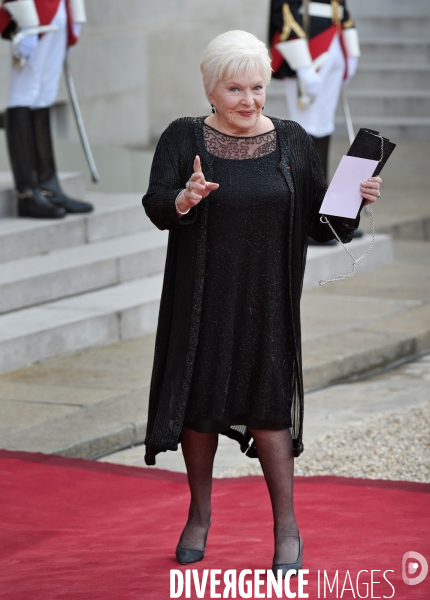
[0,0,78,46]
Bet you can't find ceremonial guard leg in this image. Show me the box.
[5,106,65,218]
[0,0,93,218]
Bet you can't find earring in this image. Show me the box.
[211,104,216,114]
[262,105,265,111]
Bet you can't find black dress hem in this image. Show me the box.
[183,414,291,434]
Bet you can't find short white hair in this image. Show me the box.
[200,30,272,98]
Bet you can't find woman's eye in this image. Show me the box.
[229,87,239,92]
[254,86,263,91]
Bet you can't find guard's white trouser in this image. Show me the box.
[8,0,67,109]
[284,33,345,138]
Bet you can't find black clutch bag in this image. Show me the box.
[347,128,396,177]
[348,128,396,216]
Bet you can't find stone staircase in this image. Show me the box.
[0,175,167,373]
[265,0,430,140]
[0,172,392,374]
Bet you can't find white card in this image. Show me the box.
[319,155,379,219]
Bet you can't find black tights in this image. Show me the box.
[180,426,299,563]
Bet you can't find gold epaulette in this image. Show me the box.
[342,17,355,29]
[280,3,306,41]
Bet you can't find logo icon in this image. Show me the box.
[402,551,428,586]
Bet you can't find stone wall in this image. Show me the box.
[0,0,270,147]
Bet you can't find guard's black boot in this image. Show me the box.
[308,134,337,245]
[32,107,93,214]
[310,134,330,180]
[5,107,66,219]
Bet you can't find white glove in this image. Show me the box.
[345,56,359,85]
[67,23,82,53]
[72,22,82,38]
[297,66,322,99]
[17,28,38,62]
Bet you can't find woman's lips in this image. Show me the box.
[237,110,254,117]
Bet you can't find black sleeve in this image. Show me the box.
[1,20,16,40]
[307,135,359,243]
[141,122,197,231]
[1,1,18,40]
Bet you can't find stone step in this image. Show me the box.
[376,216,430,242]
[359,38,430,65]
[0,229,167,314]
[0,233,393,374]
[351,64,430,91]
[349,0,430,17]
[354,16,430,37]
[335,90,430,119]
[0,171,87,217]
[0,191,150,264]
[0,274,164,375]
[266,65,430,98]
[267,84,430,119]
[334,116,430,141]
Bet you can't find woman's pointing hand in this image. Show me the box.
[176,156,219,215]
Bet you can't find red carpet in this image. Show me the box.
[0,450,429,600]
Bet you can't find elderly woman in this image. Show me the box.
[142,30,381,574]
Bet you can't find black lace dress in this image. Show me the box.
[143,116,359,464]
[184,124,294,436]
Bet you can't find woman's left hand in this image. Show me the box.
[360,176,382,206]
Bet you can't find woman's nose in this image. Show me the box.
[241,90,253,106]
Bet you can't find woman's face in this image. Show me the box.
[208,66,266,133]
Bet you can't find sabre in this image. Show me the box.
[341,83,355,146]
[64,54,100,183]
[342,83,371,215]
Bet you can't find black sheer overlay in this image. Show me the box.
[141,116,359,465]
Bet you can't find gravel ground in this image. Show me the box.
[215,401,430,483]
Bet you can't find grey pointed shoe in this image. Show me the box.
[175,523,210,565]
[272,536,303,578]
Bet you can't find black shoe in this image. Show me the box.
[272,535,303,578]
[41,177,94,214]
[353,229,364,238]
[175,522,211,565]
[31,107,94,214]
[18,189,66,219]
[308,236,337,246]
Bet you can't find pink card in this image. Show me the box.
[319,155,379,219]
